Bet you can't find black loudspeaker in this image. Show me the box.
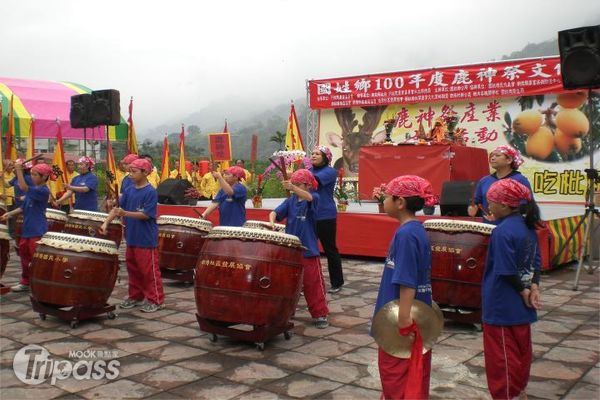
[440,180,476,217]
[91,89,121,126]
[70,94,94,128]
[558,25,600,89]
[157,178,194,205]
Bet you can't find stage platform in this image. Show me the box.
[158,199,592,270]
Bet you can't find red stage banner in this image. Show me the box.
[308,56,565,109]
[208,133,232,161]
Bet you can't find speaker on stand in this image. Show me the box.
[157,179,194,205]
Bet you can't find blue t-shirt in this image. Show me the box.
[373,221,432,321]
[311,165,337,220]
[120,176,133,193]
[474,171,532,224]
[21,185,50,238]
[71,172,98,211]
[482,214,540,325]
[10,174,34,208]
[274,192,320,257]
[213,184,247,227]
[120,184,158,248]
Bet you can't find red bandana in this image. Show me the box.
[385,175,437,207]
[290,169,318,190]
[491,145,524,169]
[226,166,246,180]
[487,178,531,207]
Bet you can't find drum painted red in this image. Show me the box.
[0,239,8,278]
[15,211,66,245]
[30,241,119,308]
[158,224,210,273]
[195,236,303,328]
[63,215,122,247]
[427,229,490,310]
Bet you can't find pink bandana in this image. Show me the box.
[315,145,333,164]
[486,178,531,208]
[290,169,318,190]
[226,166,246,180]
[385,175,437,207]
[121,154,139,165]
[31,163,55,180]
[77,156,95,170]
[491,145,524,169]
[129,158,152,173]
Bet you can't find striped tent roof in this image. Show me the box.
[0,77,127,141]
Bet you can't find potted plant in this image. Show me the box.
[248,174,264,208]
[372,183,387,213]
[333,168,354,211]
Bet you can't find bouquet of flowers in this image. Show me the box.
[262,150,312,178]
[372,183,387,203]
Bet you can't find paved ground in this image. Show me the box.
[0,245,598,400]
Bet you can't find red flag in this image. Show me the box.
[223,120,228,133]
[160,134,170,182]
[251,134,258,163]
[178,124,187,179]
[127,97,139,154]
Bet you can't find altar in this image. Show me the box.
[358,144,490,200]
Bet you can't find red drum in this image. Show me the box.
[0,224,9,278]
[157,215,213,282]
[195,226,304,342]
[15,208,67,245]
[30,232,119,308]
[424,219,494,318]
[64,210,122,247]
[0,201,6,217]
[243,220,286,233]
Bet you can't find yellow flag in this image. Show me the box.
[285,103,304,151]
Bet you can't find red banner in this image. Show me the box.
[251,134,258,163]
[208,133,232,161]
[308,56,567,109]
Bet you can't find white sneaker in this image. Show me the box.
[10,284,29,292]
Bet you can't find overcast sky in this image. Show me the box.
[1,0,598,134]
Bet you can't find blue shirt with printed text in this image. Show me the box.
[213,184,247,227]
[120,184,158,248]
[71,172,98,211]
[275,192,320,257]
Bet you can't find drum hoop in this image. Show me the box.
[243,220,286,232]
[37,232,119,255]
[69,210,122,224]
[206,226,303,248]
[0,224,9,240]
[423,218,495,235]
[157,215,213,232]
[46,209,68,222]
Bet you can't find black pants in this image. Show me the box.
[317,218,344,288]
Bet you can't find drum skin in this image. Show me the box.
[427,229,490,310]
[195,235,304,327]
[30,238,119,308]
[64,213,122,247]
[15,211,66,245]
[158,224,210,272]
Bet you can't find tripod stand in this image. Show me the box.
[553,89,600,290]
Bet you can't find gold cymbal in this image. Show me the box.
[372,299,444,358]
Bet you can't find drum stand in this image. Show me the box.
[196,315,293,351]
[160,268,194,284]
[31,296,116,329]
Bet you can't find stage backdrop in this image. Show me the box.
[311,56,600,203]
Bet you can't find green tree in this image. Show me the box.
[269,130,286,151]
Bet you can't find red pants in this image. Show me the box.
[302,256,328,318]
[125,247,165,305]
[378,348,432,399]
[19,237,41,285]
[483,323,532,399]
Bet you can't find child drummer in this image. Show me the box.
[0,162,53,292]
[372,175,436,399]
[100,158,165,313]
[269,169,329,329]
[200,166,247,226]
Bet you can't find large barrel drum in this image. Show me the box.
[0,224,9,278]
[64,210,122,247]
[157,215,213,278]
[195,226,304,327]
[243,220,286,233]
[15,208,68,245]
[424,219,494,311]
[30,232,119,308]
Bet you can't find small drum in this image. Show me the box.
[15,208,68,245]
[424,219,494,312]
[195,227,304,329]
[30,232,119,308]
[243,220,286,233]
[157,215,213,281]
[0,224,9,278]
[64,210,122,247]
